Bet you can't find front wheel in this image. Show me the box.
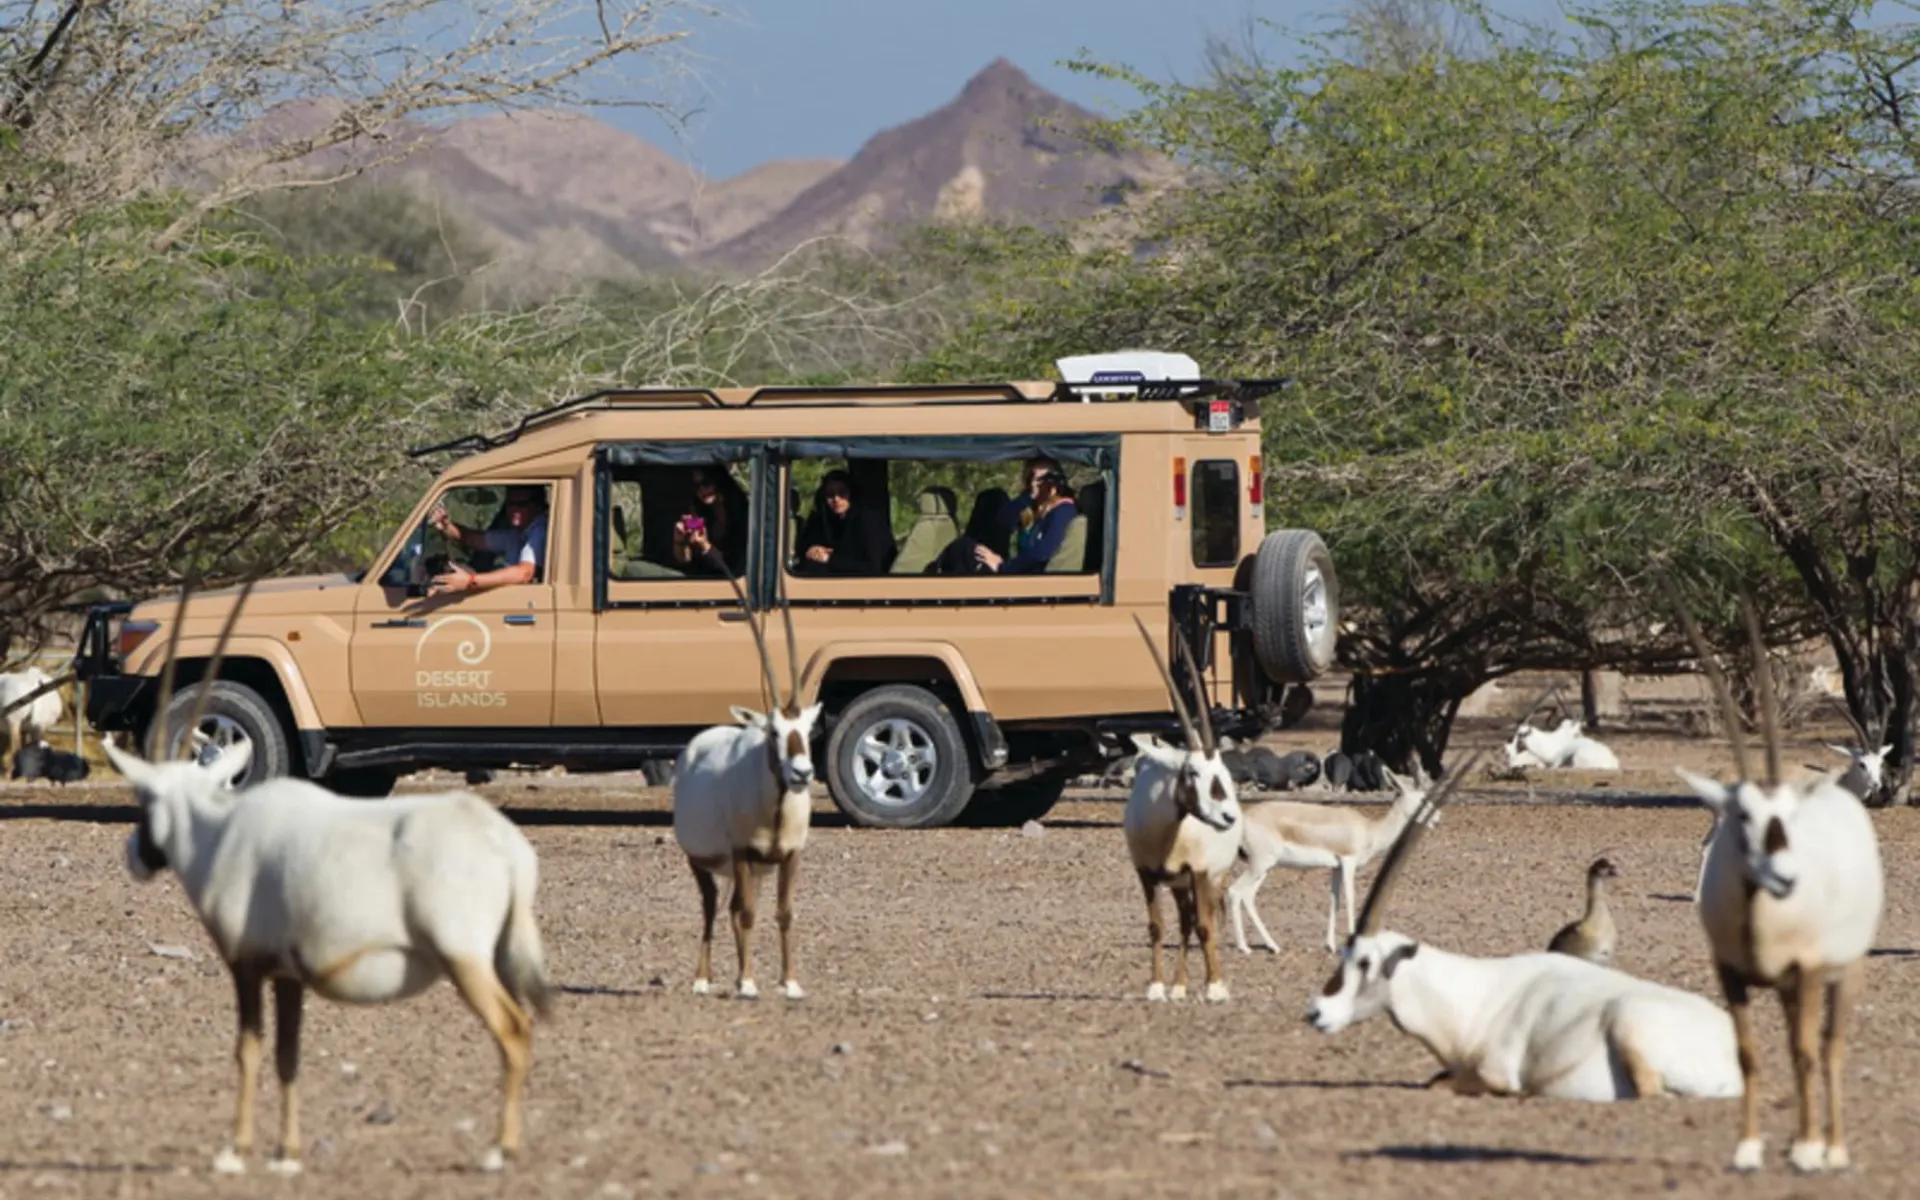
[825,685,976,829]
[148,680,292,789]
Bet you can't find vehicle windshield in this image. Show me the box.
[379,485,520,589]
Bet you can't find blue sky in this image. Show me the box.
[616,0,1580,179]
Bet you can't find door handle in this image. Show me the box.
[718,610,750,623]
[504,614,536,626]
[373,618,426,629]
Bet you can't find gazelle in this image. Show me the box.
[1225,765,1430,955]
[1664,588,1884,1173]
[1306,746,1744,1101]
[108,577,552,1175]
[671,568,822,1000]
[1122,615,1241,1003]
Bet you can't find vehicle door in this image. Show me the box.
[593,444,779,728]
[352,481,560,727]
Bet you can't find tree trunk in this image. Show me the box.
[1580,669,1600,732]
[1341,673,1470,779]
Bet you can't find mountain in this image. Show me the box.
[195,58,1173,285]
[693,59,1176,270]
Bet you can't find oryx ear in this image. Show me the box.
[1382,941,1420,979]
[800,702,824,728]
[1826,743,1854,759]
[102,738,154,789]
[729,706,768,729]
[1383,767,1415,796]
[1674,766,1732,814]
[1879,744,1894,758]
[205,738,252,789]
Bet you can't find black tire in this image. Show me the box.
[148,680,292,789]
[1250,529,1339,684]
[325,766,399,798]
[825,684,976,829]
[963,772,1070,827]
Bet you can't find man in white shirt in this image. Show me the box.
[428,485,550,596]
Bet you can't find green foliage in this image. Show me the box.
[902,0,1920,720]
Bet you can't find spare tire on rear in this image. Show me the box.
[1250,530,1339,684]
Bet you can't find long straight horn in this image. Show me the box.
[1170,627,1217,754]
[1740,594,1781,787]
[1656,572,1751,781]
[1827,694,1870,749]
[1353,747,1486,937]
[1133,615,1200,750]
[148,570,200,759]
[779,571,800,717]
[177,576,261,760]
[721,566,780,714]
[1515,681,1562,731]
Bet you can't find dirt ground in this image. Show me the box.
[2,723,1917,1199]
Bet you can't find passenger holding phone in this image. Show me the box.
[672,465,749,577]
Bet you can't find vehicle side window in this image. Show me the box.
[783,454,1105,579]
[1191,460,1239,568]
[603,460,752,581]
[380,483,555,590]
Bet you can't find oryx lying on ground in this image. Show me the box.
[672,564,822,1000]
[1122,616,1242,1003]
[1307,745,1743,1102]
[109,580,551,1176]
[1666,589,1884,1173]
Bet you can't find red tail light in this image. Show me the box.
[1173,457,1188,519]
[1249,455,1264,520]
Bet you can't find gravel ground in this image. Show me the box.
[1,728,1916,1199]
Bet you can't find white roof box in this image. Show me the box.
[1055,351,1201,398]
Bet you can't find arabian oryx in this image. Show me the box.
[1307,739,1744,1102]
[1122,615,1242,1003]
[672,566,823,1000]
[1665,587,1884,1173]
[108,578,552,1176]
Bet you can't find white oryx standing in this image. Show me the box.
[1665,592,1884,1174]
[1307,745,1744,1102]
[672,570,822,1001]
[108,580,551,1176]
[1121,616,1242,1003]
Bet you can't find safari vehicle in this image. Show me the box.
[76,351,1339,828]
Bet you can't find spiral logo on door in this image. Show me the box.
[414,614,492,665]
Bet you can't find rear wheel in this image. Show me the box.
[1250,530,1339,684]
[149,680,292,789]
[825,685,976,829]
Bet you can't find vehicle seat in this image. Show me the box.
[892,486,960,574]
[1044,511,1089,573]
[610,504,631,574]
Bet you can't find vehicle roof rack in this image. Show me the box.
[407,376,1290,461]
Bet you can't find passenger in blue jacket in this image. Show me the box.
[931,467,1078,574]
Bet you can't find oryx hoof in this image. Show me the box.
[479,1146,507,1173]
[1145,982,1167,1002]
[691,978,711,996]
[781,980,805,1001]
[1825,1144,1852,1171]
[266,1156,303,1177]
[1204,981,1229,1004]
[1168,984,1187,1001]
[1732,1138,1764,1172]
[211,1147,246,1175]
[736,979,760,1000]
[1790,1139,1828,1174]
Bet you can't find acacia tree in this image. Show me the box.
[900,0,1920,777]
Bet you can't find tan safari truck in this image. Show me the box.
[76,352,1339,828]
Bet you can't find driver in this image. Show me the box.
[428,484,549,596]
